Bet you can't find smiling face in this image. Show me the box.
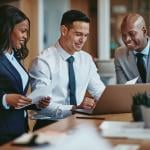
[60,21,89,55]
[121,15,147,52]
[10,19,29,50]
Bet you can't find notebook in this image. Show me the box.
[73,84,150,115]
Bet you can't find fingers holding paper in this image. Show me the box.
[6,94,32,108]
[38,96,51,108]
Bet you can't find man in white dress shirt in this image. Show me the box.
[29,10,105,122]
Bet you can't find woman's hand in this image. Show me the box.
[38,96,51,108]
[6,94,32,108]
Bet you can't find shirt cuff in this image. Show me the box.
[2,94,10,109]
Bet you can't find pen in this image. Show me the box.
[76,116,105,120]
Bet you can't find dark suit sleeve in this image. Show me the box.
[114,58,128,84]
[0,89,6,109]
[24,104,41,111]
[114,49,128,84]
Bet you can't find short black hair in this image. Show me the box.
[0,5,30,59]
[61,10,90,27]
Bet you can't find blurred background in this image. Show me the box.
[1,0,150,85]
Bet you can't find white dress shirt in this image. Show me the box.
[29,42,105,112]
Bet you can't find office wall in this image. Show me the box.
[44,0,70,49]
[70,0,98,58]
[20,0,39,69]
[21,0,71,69]
[43,0,98,57]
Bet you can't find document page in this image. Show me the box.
[28,85,52,104]
[99,121,150,140]
[15,85,52,109]
[125,77,139,85]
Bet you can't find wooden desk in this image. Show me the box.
[1,113,150,150]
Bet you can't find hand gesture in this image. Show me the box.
[77,97,96,110]
[6,94,32,108]
[38,96,50,108]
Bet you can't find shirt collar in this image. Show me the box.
[4,51,14,61]
[134,39,150,56]
[55,41,77,61]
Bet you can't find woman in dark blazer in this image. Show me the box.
[0,5,50,145]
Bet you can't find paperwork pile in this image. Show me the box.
[99,121,150,140]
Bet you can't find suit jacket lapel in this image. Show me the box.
[127,51,143,82]
[14,55,30,94]
[0,54,23,92]
[146,39,150,82]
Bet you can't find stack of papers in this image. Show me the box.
[99,121,150,140]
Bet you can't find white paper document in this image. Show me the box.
[15,85,51,109]
[28,85,51,104]
[114,144,140,150]
[99,121,150,140]
[100,121,144,130]
[125,77,139,85]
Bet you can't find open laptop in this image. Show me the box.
[73,84,150,115]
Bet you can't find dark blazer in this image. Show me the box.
[114,38,150,84]
[0,53,30,144]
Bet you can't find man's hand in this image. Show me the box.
[77,97,96,110]
[6,94,32,108]
[38,96,51,108]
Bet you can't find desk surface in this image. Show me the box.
[1,113,150,150]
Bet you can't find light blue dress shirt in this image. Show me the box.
[134,40,150,70]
